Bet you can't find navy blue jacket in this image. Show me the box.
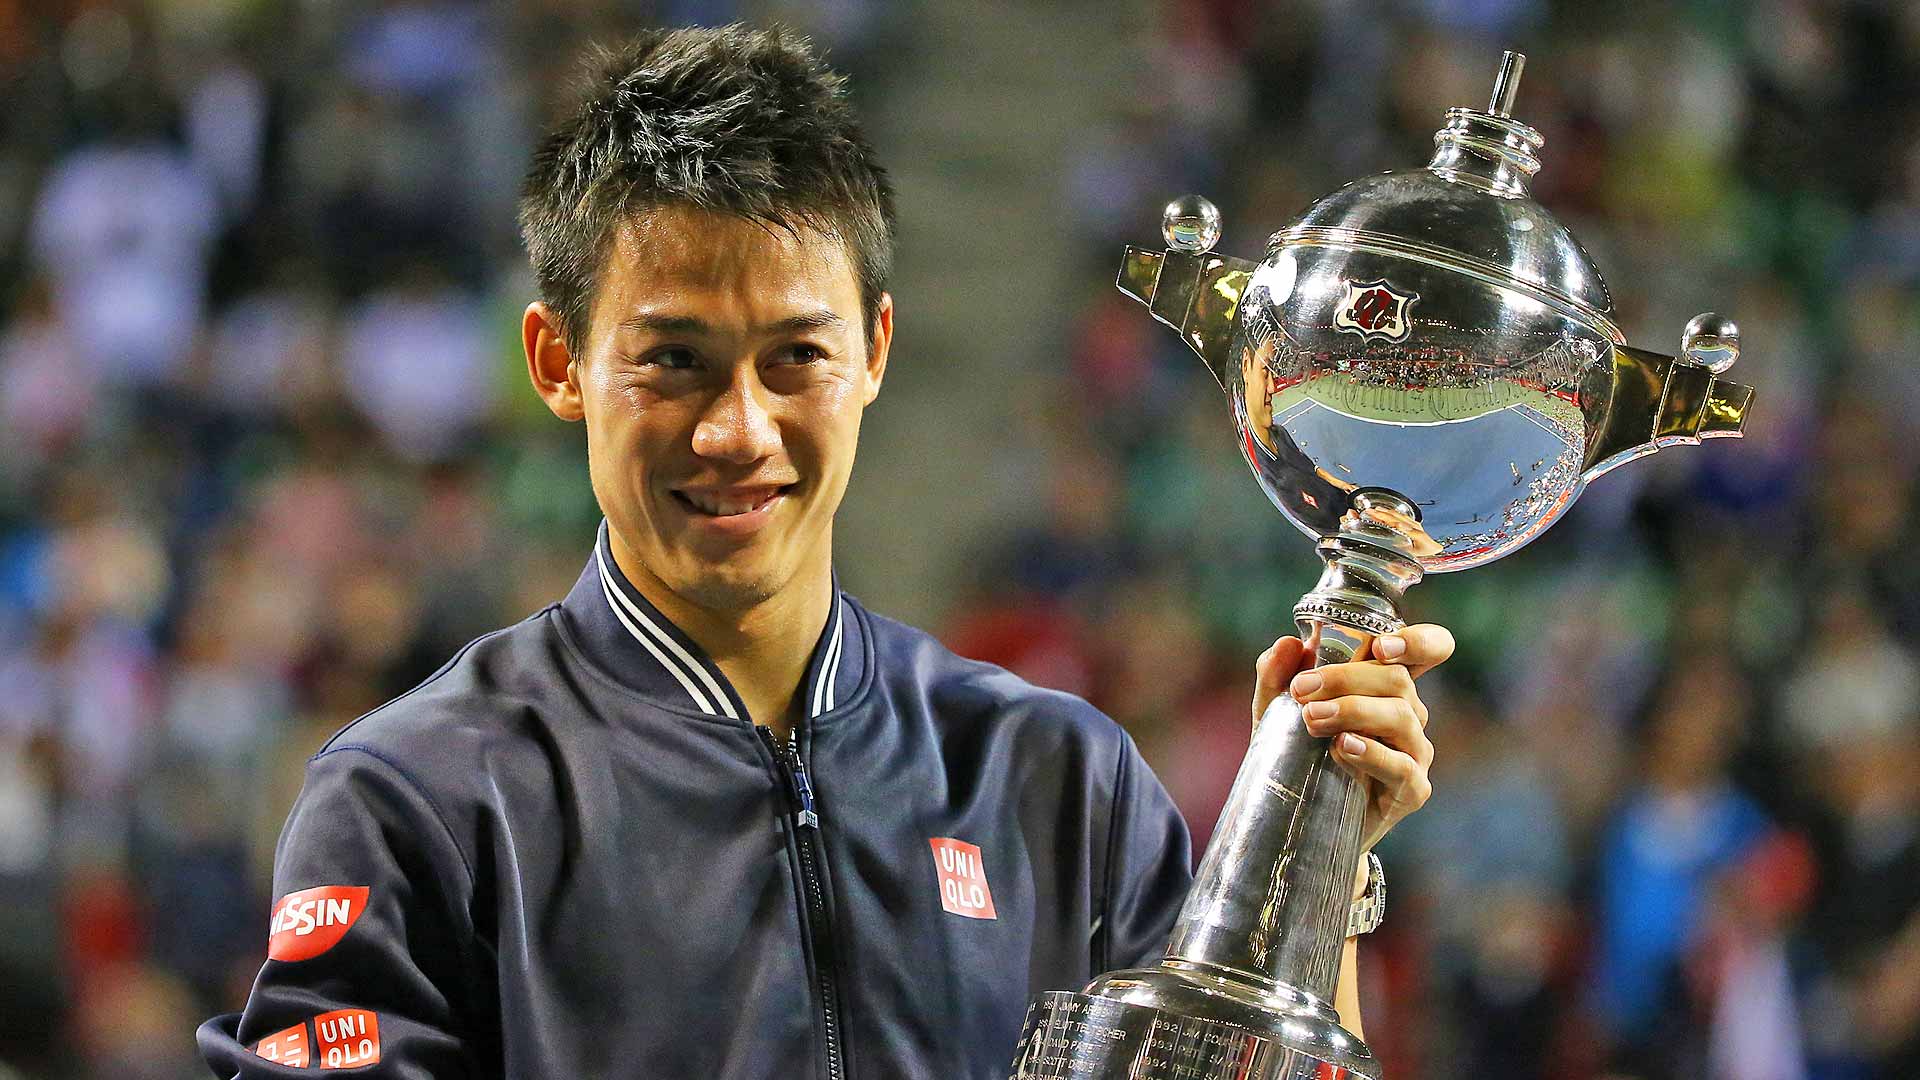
[198,523,1193,1078]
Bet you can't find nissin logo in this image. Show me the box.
[929,837,997,920]
[268,885,370,962]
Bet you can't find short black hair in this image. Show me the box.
[519,25,896,355]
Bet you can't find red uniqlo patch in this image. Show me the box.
[253,1022,310,1067]
[268,885,370,962]
[929,837,997,920]
[313,1008,381,1069]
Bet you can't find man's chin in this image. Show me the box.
[664,562,786,614]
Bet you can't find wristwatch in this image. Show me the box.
[1346,852,1386,937]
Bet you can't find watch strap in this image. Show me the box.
[1347,852,1386,937]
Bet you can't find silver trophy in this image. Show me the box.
[1010,52,1753,1080]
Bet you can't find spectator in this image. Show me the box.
[1592,657,1784,1075]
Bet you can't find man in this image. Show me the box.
[198,25,1450,1077]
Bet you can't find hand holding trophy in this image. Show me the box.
[1010,51,1753,1080]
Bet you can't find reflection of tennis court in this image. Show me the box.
[1264,391,1582,569]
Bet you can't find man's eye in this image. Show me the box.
[643,348,698,370]
[777,343,828,366]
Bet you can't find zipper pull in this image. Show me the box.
[786,735,821,829]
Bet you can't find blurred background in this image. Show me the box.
[0,0,1912,1077]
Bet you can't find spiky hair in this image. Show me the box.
[518,25,897,354]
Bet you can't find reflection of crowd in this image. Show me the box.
[0,1,1913,1079]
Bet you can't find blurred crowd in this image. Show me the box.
[0,0,1915,1078]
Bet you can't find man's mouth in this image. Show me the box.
[672,485,792,518]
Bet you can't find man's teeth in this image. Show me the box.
[683,491,775,516]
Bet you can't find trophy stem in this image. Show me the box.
[1006,493,1424,1080]
[1165,490,1424,1003]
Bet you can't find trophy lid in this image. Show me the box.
[1271,51,1619,342]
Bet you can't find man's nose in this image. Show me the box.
[690,368,780,464]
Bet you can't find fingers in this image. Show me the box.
[1252,636,1309,730]
[1301,694,1433,768]
[1290,661,1426,726]
[1372,623,1455,679]
[1257,622,1454,732]
[1256,636,1309,696]
[1331,732,1431,837]
[1331,732,1425,801]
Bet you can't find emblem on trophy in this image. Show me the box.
[1331,281,1419,344]
[1011,51,1754,1079]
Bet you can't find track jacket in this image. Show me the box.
[197,522,1193,1078]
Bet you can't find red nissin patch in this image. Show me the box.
[929,837,997,920]
[314,1008,381,1069]
[268,885,370,962]
[253,1022,310,1067]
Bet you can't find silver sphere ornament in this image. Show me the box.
[1162,195,1222,253]
[1682,312,1740,374]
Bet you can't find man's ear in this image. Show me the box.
[862,292,893,407]
[524,302,585,422]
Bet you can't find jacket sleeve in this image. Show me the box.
[197,746,482,1078]
[1097,734,1194,972]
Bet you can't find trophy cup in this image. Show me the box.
[1009,51,1753,1080]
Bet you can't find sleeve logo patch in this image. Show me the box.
[314,1008,382,1069]
[253,1022,310,1067]
[268,885,371,962]
[929,837,997,920]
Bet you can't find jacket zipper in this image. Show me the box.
[759,725,845,1080]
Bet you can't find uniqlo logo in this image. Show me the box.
[313,1008,381,1069]
[253,1022,310,1067]
[268,885,370,962]
[929,837,997,920]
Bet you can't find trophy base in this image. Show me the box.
[1008,963,1379,1079]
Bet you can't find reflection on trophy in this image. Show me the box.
[1010,51,1754,1080]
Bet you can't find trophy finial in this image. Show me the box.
[1682,312,1740,374]
[1489,50,1525,117]
[1427,52,1541,196]
[1162,194,1222,254]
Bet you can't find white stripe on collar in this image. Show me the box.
[808,598,845,719]
[827,600,846,709]
[594,544,739,719]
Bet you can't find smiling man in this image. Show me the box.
[198,25,1451,1078]
[541,203,886,734]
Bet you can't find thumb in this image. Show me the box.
[1252,635,1309,731]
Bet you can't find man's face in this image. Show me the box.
[531,205,890,613]
[1242,344,1276,452]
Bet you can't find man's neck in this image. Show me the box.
[607,535,831,740]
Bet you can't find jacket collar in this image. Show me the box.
[559,520,864,724]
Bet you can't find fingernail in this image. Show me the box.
[1291,672,1322,696]
[1375,635,1405,659]
[1304,701,1337,720]
[1339,733,1366,755]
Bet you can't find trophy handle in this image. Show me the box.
[1580,341,1753,483]
[1118,246,1258,390]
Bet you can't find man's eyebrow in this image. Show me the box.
[767,310,846,333]
[616,310,846,336]
[618,312,710,335]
